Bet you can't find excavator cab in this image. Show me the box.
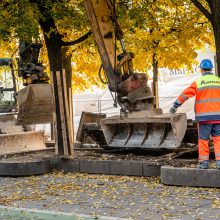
[0,58,16,113]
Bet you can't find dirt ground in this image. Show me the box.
[0,172,220,220]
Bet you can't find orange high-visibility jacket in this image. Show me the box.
[175,73,220,122]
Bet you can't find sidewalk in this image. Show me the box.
[0,172,220,219]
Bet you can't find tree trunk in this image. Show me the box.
[214,29,220,76]
[152,51,158,83]
[211,1,220,76]
[41,28,65,154]
[152,51,159,107]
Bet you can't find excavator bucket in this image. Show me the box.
[100,113,187,149]
[15,84,54,125]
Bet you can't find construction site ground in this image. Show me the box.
[0,147,200,177]
[0,149,220,219]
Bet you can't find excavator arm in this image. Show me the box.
[80,0,187,149]
[85,0,117,90]
[85,0,154,113]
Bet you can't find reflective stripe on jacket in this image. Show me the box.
[176,73,220,122]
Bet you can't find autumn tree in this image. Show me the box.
[28,0,92,152]
[69,0,214,94]
[117,0,213,81]
[0,0,215,90]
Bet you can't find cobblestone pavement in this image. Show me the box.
[0,172,220,220]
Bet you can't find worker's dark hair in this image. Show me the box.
[202,68,212,71]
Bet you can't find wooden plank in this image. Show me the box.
[69,87,74,146]
[62,70,73,156]
[51,71,58,155]
[155,81,159,108]
[50,72,55,141]
[56,71,68,156]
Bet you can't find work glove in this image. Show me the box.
[169,106,177,114]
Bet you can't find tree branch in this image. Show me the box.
[191,0,213,24]
[61,30,92,46]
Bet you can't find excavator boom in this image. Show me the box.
[85,0,117,90]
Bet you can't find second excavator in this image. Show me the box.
[0,41,54,153]
[77,0,187,149]
[15,41,54,125]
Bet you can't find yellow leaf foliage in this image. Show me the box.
[0,0,215,92]
[67,0,214,91]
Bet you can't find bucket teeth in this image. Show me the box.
[141,124,165,148]
[108,123,128,146]
[100,113,187,149]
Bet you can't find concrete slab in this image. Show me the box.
[161,166,220,188]
[80,159,110,174]
[0,159,52,176]
[54,158,161,177]
[110,161,143,176]
[0,150,161,177]
[143,163,161,176]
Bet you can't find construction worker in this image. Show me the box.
[170,59,220,169]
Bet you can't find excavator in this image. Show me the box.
[0,41,54,153]
[15,41,54,125]
[77,0,188,149]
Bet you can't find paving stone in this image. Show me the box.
[54,158,79,173]
[161,166,220,188]
[143,164,161,176]
[110,161,143,176]
[0,159,52,176]
[79,159,110,174]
